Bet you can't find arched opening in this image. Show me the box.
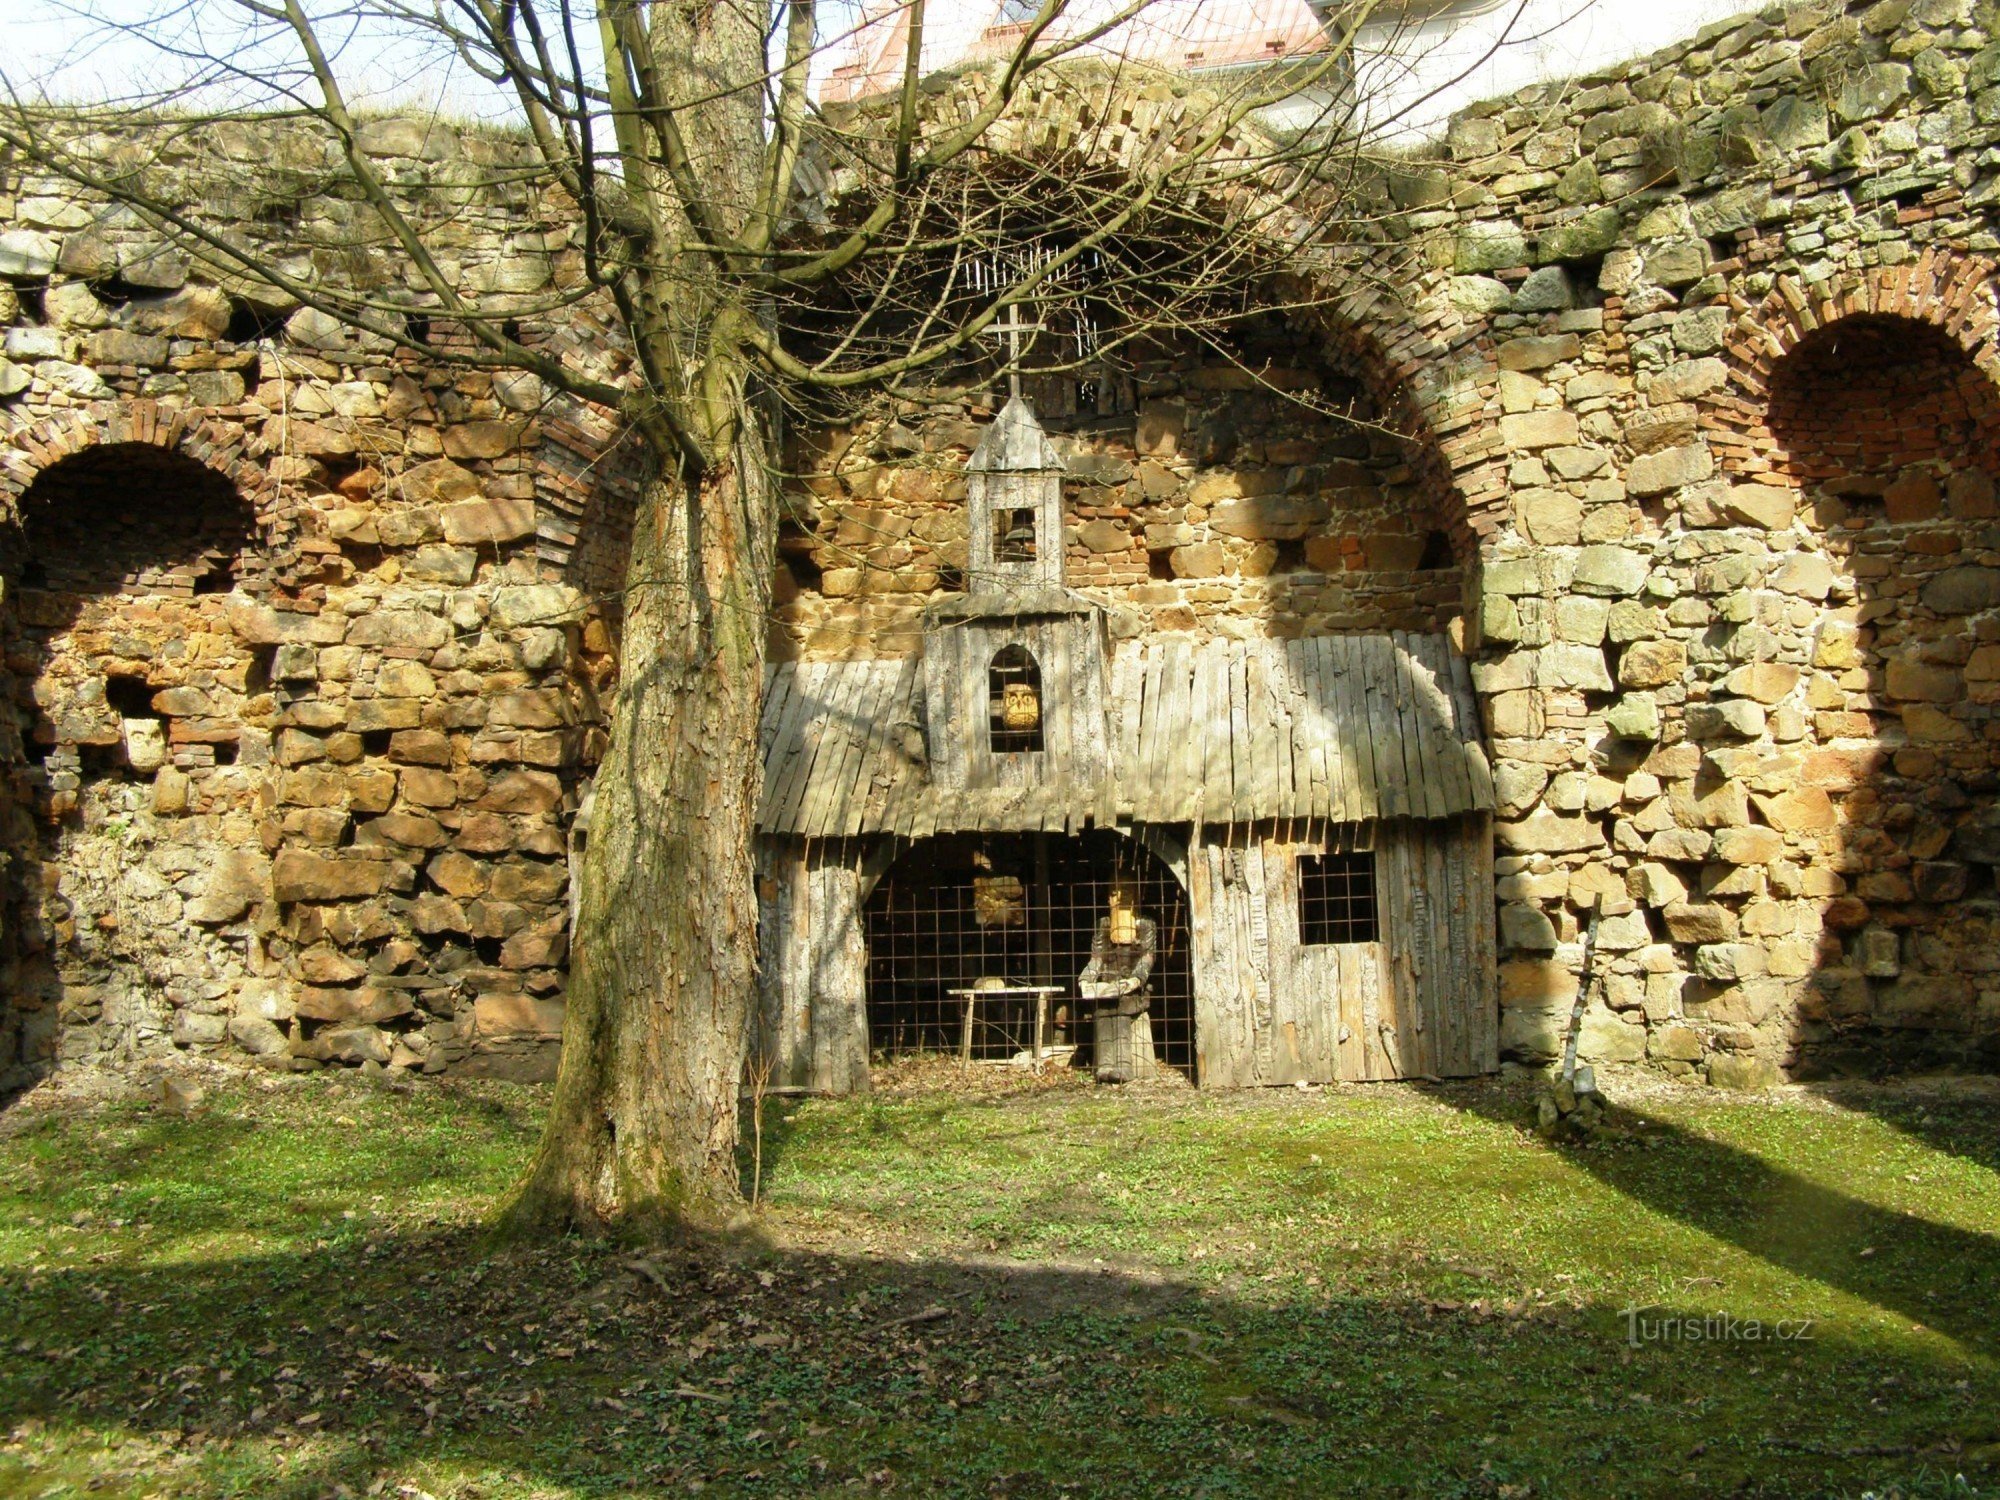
[987,644,1044,754]
[862,830,1194,1079]
[1751,313,2000,1076]
[12,442,259,600]
[1766,315,2000,509]
[0,441,261,1092]
[5,443,259,773]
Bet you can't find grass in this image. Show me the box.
[0,1067,1996,1498]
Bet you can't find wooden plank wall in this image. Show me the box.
[753,843,872,1094]
[1192,817,1497,1086]
[924,613,1110,795]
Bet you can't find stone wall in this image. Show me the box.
[0,118,638,1091]
[772,318,1471,661]
[6,0,2000,1092]
[1402,0,2000,1080]
[790,0,2000,1083]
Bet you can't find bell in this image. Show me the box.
[1003,520,1035,556]
[1002,680,1040,731]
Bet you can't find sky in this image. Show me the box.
[6,0,1760,135]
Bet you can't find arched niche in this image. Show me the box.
[987,642,1044,754]
[5,441,262,779]
[861,829,1195,1079]
[1747,310,2000,1075]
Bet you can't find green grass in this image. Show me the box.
[0,1071,1996,1498]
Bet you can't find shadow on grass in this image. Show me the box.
[1423,1081,2000,1362]
[1799,1077,2000,1179]
[2,1224,1997,1500]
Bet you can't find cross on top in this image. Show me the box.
[984,306,1043,400]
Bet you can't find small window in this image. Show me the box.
[995,507,1037,563]
[988,644,1043,753]
[1298,852,1378,945]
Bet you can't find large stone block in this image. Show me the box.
[1540,643,1614,691]
[1707,1054,1778,1090]
[1754,788,1835,834]
[1627,444,1714,497]
[1714,826,1785,866]
[1499,1006,1566,1062]
[1726,663,1799,704]
[1501,410,1581,451]
[491,585,582,628]
[346,611,450,650]
[1536,207,1622,262]
[1502,904,1559,951]
[488,860,567,903]
[1686,699,1766,740]
[1832,61,1910,121]
[1651,358,1728,402]
[360,812,449,849]
[1496,334,1582,372]
[1618,638,1685,688]
[474,993,565,1039]
[1886,658,1962,703]
[307,1025,394,1066]
[1074,518,1132,552]
[295,986,415,1025]
[1515,489,1583,544]
[441,498,537,546]
[1458,222,1529,273]
[1665,902,1738,942]
[1577,1007,1646,1062]
[442,420,526,460]
[490,690,570,729]
[0,230,58,278]
[272,850,390,903]
[1920,567,2000,615]
[227,1013,290,1057]
[1719,484,1797,530]
[1571,545,1650,597]
[1606,693,1661,740]
[478,770,564,815]
[1208,496,1329,540]
[398,458,483,504]
[1498,812,1601,854]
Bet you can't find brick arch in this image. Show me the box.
[809,68,1496,556]
[0,400,299,590]
[1293,275,1503,561]
[1710,249,2000,484]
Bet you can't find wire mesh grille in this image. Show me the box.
[864,831,1193,1078]
[1297,850,1378,945]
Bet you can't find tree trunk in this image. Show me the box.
[501,407,774,1233]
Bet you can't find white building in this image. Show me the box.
[822,0,1763,140]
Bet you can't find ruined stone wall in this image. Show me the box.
[0,117,638,1091]
[787,0,2000,1084]
[1398,0,2000,1081]
[773,320,1470,661]
[7,0,2000,1093]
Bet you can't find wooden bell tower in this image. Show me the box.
[922,393,1111,795]
[966,394,1067,594]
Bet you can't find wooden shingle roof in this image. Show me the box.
[756,631,1492,838]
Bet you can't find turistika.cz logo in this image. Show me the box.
[1620,1307,1817,1347]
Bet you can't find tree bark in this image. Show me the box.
[501,392,774,1233]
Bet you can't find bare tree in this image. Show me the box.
[0,0,1531,1233]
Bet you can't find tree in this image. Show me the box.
[1,0,1530,1233]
